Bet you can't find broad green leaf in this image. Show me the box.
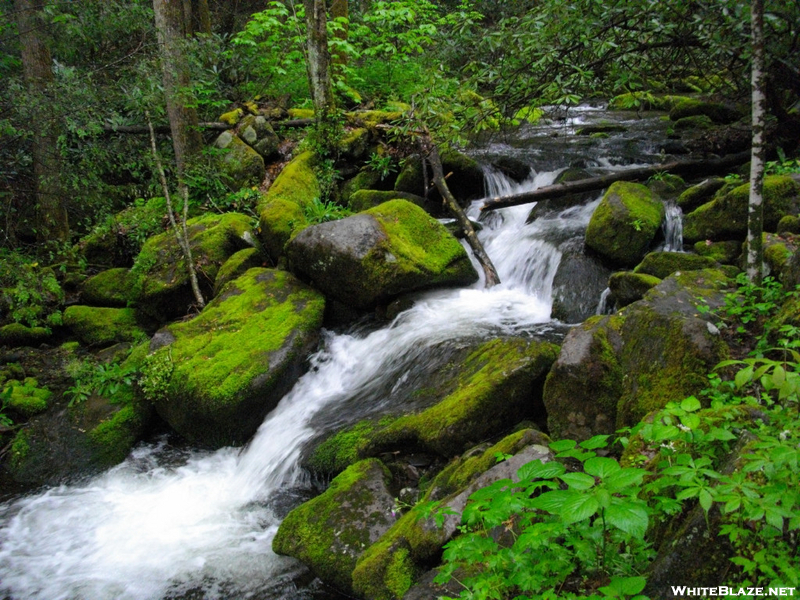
[734,365,754,389]
[584,456,620,479]
[680,396,701,412]
[579,434,610,450]
[606,500,649,538]
[699,489,713,512]
[603,467,646,492]
[549,439,577,452]
[517,459,565,481]
[559,492,600,524]
[529,490,571,513]
[560,472,596,490]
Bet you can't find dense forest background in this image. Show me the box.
[1,0,799,255]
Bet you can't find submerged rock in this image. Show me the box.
[286,199,477,310]
[141,268,324,448]
[585,181,665,267]
[273,459,397,595]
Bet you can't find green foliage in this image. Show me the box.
[431,275,800,598]
[64,357,138,407]
[366,152,398,181]
[0,386,13,427]
[303,197,352,225]
[138,350,174,403]
[0,250,65,329]
[766,149,800,177]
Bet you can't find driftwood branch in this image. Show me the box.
[480,150,751,212]
[426,141,501,287]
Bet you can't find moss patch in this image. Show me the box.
[585,181,665,267]
[258,151,320,213]
[0,323,51,347]
[633,251,717,279]
[63,306,146,347]
[213,247,265,296]
[4,378,52,418]
[81,268,138,307]
[144,267,325,447]
[693,240,742,264]
[609,271,662,308]
[349,190,426,213]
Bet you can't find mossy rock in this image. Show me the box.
[348,190,427,213]
[393,158,425,196]
[339,127,372,160]
[763,233,795,281]
[777,214,800,235]
[0,324,51,347]
[669,98,742,124]
[341,169,390,205]
[608,271,662,308]
[351,439,553,600]
[646,174,687,199]
[286,199,478,310]
[363,338,559,456]
[63,306,146,347]
[673,114,715,130]
[348,110,403,128]
[219,108,244,125]
[214,131,266,190]
[273,459,397,595]
[134,212,254,323]
[677,178,726,212]
[543,315,625,441]
[394,152,484,203]
[616,269,731,427]
[693,240,741,265]
[633,251,717,279]
[585,181,665,267]
[607,93,685,112]
[258,198,308,264]
[575,123,626,135]
[81,268,138,308]
[238,115,280,159]
[142,268,325,448]
[213,247,265,296]
[683,175,800,243]
[4,378,52,418]
[288,108,315,119]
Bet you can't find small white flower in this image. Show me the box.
[677,424,691,432]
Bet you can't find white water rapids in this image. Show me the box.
[0,167,603,600]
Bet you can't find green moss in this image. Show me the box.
[339,127,371,159]
[764,236,792,274]
[63,306,145,347]
[6,380,51,417]
[366,338,559,456]
[215,132,265,189]
[145,268,325,446]
[777,215,800,235]
[0,323,51,347]
[219,108,244,125]
[81,268,138,307]
[693,240,741,265]
[258,198,308,262]
[609,271,662,308]
[87,403,145,466]
[9,429,30,470]
[349,190,425,213]
[585,181,665,267]
[288,108,315,119]
[669,98,742,124]
[213,248,264,296]
[633,251,717,279]
[273,458,393,594]
[306,419,385,476]
[673,114,714,130]
[684,175,800,243]
[678,178,726,212]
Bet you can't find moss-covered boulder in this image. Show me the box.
[544,269,731,440]
[763,233,796,282]
[273,459,397,595]
[608,272,662,308]
[257,151,320,261]
[286,200,478,310]
[341,169,390,205]
[214,130,265,189]
[693,240,741,264]
[673,115,714,130]
[585,181,665,267]
[646,174,687,200]
[134,212,254,323]
[81,268,138,307]
[777,214,800,235]
[348,190,427,213]
[633,251,717,279]
[63,306,146,347]
[351,438,553,600]
[543,315,625,441]
[394,152,484,204]
[0,323,51,347]
[238,115,280,159]
[677,178,727,212]
[683,175,800,243]
[140,268,324,447]
[364,338,558,457]
[339,127,372,160]
[669,98,743,124]
[213,247,265,296]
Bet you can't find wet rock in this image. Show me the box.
[609,271,662,308]
[677,178,726,212]
[585,181,665,267]
[287,200,477,311]
[273,459,397,596]
[551,237,612,322]
[141,268,324,448]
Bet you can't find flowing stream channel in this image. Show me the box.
[0,106,674,600]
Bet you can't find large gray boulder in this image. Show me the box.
[286,199,478,310]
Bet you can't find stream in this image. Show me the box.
[0,105,675,600]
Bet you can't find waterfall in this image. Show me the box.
[660,200,683,252]
[0,166,599,600]
[595,287,614,315]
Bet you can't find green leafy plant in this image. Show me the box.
[0,386,14,428]
[64,359,138,407]
[303,197,351,224]
[0,250,65,329]
[366,151,397,180]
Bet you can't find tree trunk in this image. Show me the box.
[303,0,335,121]
[329,0,349,67]
[152,0,202,180]
[195,0,211,34]
[480,151,751,212]
[428,145,501,288]
[14,0,69,244]
[746,0,766,285]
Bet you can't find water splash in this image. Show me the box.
[659,200,684,252]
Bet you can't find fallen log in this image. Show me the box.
[480,150,750,212]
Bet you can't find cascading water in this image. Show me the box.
[0,166,603,600]
[659,200,684,252]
